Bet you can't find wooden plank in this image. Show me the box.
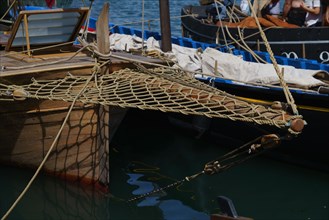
[23,14,31,56]
[0,61,95,77]
[96,3,110,55]
[6,50,87,63]
[0,105,99,182]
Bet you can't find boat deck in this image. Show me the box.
[0,50,165,78]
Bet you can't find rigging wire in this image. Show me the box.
[127,133,282,202]
[141,0,145,55]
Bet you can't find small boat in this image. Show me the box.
[180,4,329,64]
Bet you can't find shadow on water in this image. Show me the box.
[0,108,328,220]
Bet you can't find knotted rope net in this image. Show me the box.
[0,65,302,134]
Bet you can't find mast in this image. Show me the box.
[159,0,172,52]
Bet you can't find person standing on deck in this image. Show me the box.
[301,0,322,26]
[283,0,307,26]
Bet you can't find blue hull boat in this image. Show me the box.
[86,19,329,171]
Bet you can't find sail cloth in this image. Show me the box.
[109,33,328,89]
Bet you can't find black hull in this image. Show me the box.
[181,6,329,64]
[197,78,329,109]
[169,78,329,171]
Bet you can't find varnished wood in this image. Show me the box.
[96,3,110,189]
[0,5,168,188]
[23,14,31,56]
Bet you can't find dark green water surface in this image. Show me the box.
[0,109,328,220]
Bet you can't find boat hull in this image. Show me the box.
[169,79,329,171]
[0,49,113,189]
[181,5,329,64]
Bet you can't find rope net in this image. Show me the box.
[0,66,301,133]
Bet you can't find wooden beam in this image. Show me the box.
[159,0,172,52]
[96,3,110,190]
[23,14,31,57]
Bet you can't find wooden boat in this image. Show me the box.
[1,4,299,191]
[180,5,329,64]
[0,6,160,190]
[0,7,111,189]
[98,22,329,171]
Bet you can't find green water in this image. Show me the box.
[0,109,328,220]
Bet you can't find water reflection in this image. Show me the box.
[0,109,328,220]
[127,173,208,220]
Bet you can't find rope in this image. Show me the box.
[127,133,282,202]
[214,0,231,53]
[0,0,16,22]
[141,0,145,55]
[246,0,299,115]
[0,65,303,134]
[224,25,267,63]
[82,0,95,40]
[1,37,304,135]
[236,26,266,63]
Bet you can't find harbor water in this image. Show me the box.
[1,0,328,220]
[1,109,328,220]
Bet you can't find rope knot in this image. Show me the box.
[204,161,221,175]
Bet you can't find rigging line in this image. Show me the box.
[237,26,266,63]
[82,0,95,40]
[0,59,109,220]
[141,0,145,55]
[246,0,298,115]
[0,0,17,21]
[214,0,231,53]
[127,134,281,202]
[79,38,300,110]
[226,7,237,23]
[224,25,266,63]
[207,136,263,164]
[213,26,276,48]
